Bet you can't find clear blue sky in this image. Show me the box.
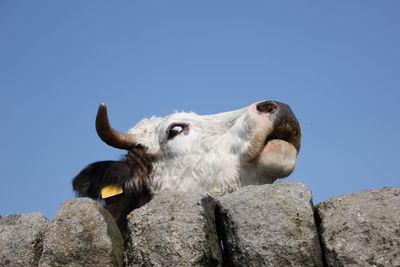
[1,1,399,219]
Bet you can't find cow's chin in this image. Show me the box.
[258,139,298,178]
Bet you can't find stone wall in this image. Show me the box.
[1,182,399,266]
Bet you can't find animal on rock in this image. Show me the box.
[73,100,301,232]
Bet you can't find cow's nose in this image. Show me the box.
[256,100,279,113]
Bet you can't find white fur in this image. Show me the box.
[128,101,298,197]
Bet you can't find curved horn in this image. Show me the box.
[96,103,136,150]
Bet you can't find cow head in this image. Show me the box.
[73,100,301,232]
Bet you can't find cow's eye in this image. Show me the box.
[167,123,188,140]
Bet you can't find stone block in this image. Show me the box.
[316,187,400,267]
[0,212,49,267]
[216,181,323,266]
[125,191,222,266]
[39,198,124,267]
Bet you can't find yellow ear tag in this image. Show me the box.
[101,185,123,199]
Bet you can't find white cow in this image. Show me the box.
[73,100,301,230]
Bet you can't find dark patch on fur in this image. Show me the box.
[72,144,155,238]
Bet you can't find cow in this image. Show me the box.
[73,100,301,234]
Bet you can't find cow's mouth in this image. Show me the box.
[253,100,301,154]
[259,100,301,153]
[250,102,301,177]
[248,101,301,177]
[264,121,301,152]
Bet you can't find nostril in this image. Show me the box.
[256,101,278,113]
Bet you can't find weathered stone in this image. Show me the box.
[0,212,49,267]
[39,198,124,267]
[125,191,222,266]
[216,181,323,267]
[316,187,400,267]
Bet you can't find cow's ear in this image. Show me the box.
[72,161,131,199]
